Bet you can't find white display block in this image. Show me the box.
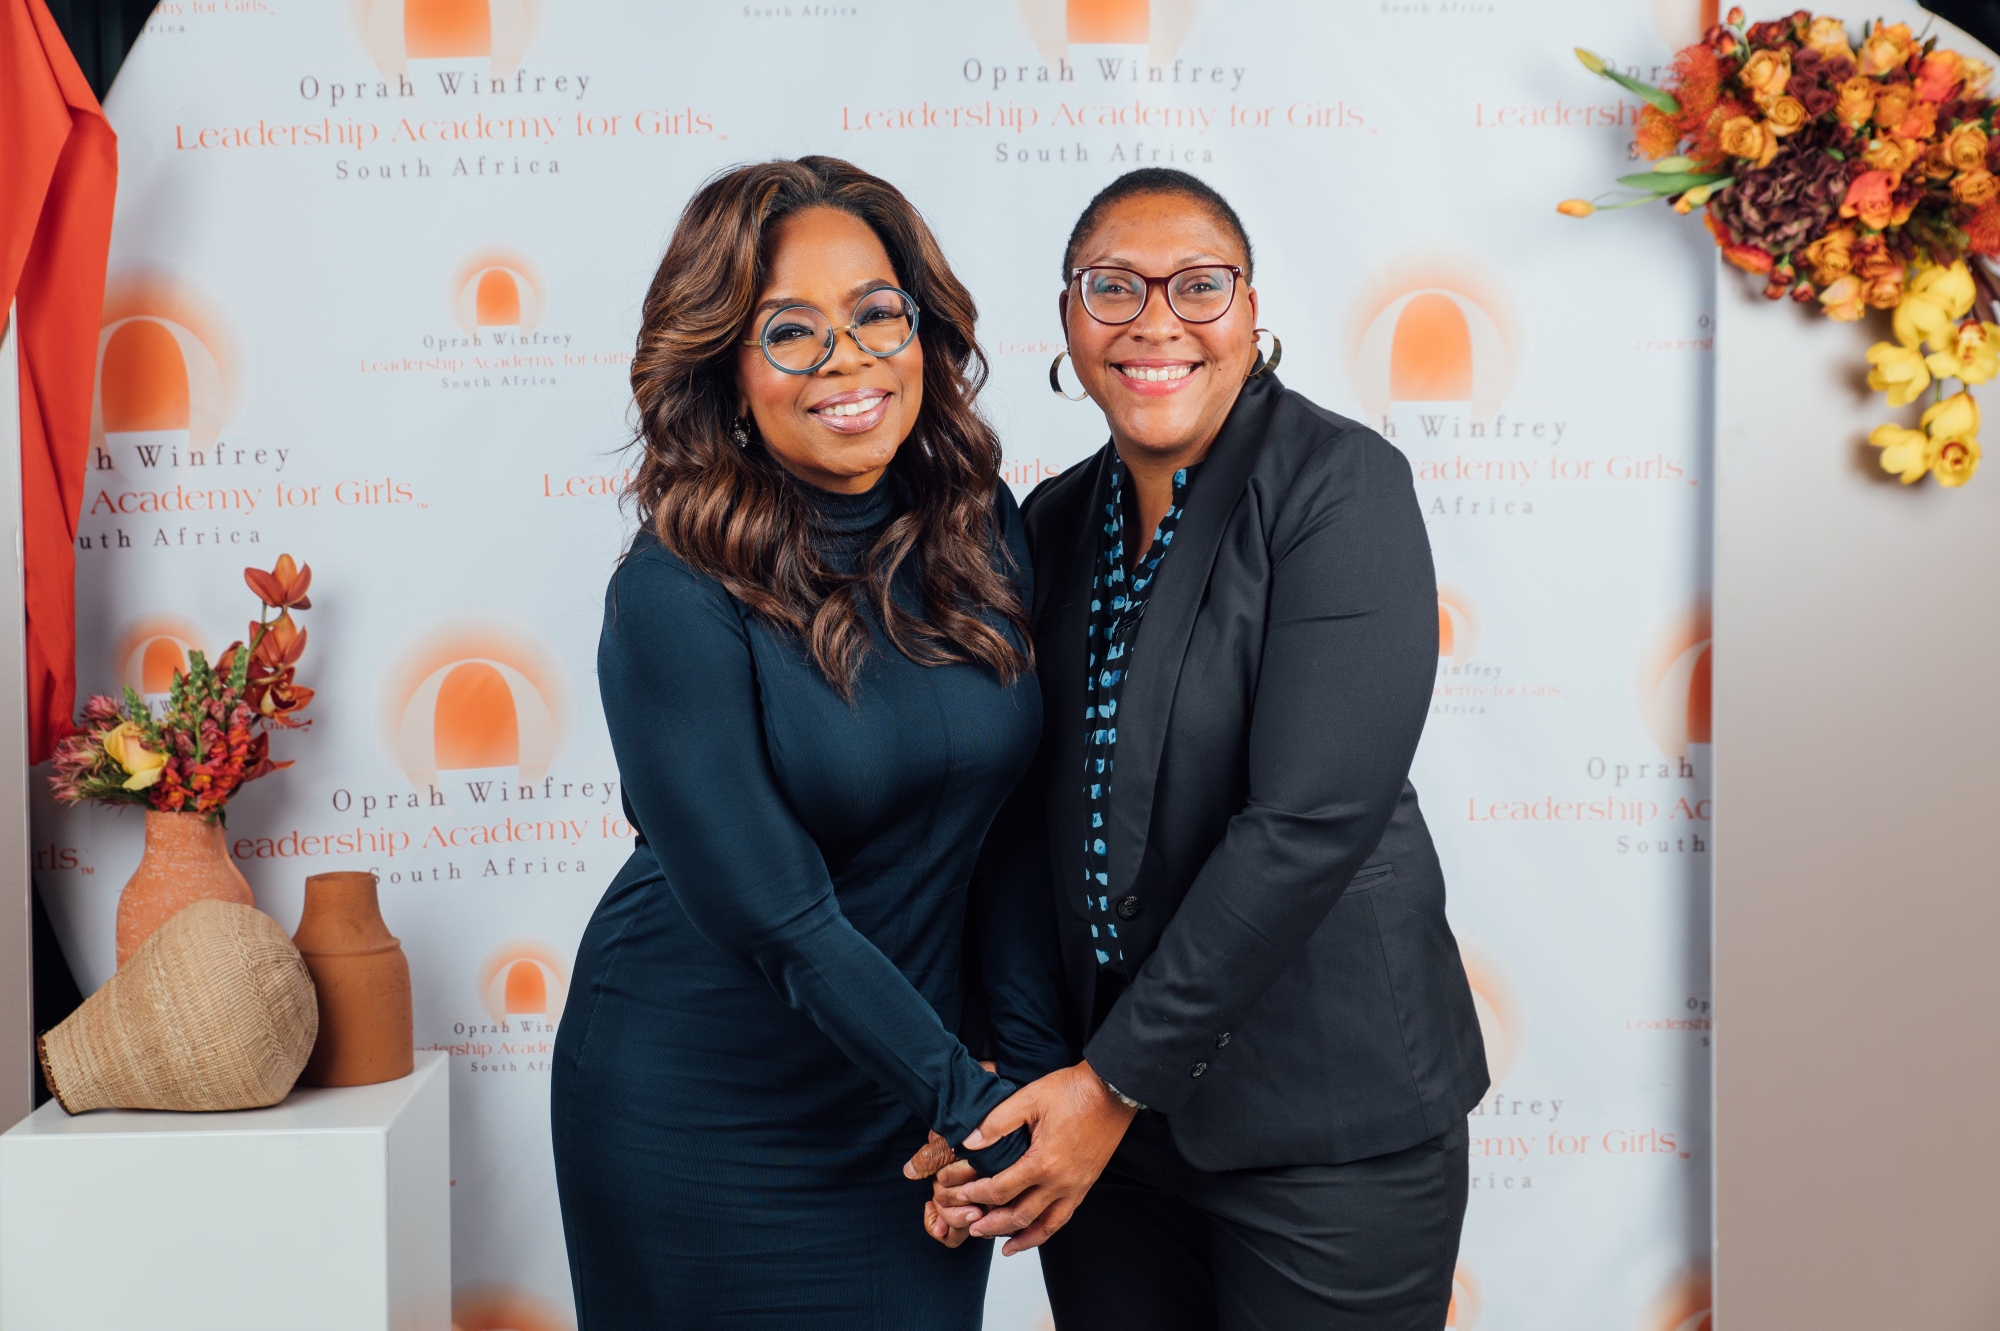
[0,1049,449,1330]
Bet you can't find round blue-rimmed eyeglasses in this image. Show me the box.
[741,286,921,374]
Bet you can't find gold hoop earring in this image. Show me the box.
[1249,329,1283,379]
[1049,350,1089,401]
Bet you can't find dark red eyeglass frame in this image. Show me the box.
[1068,264,1244,325]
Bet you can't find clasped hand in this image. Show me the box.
[902,1061,1137,1256]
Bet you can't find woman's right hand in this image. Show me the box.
[925,1159,983,1247]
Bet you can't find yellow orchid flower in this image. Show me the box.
[102,721,167,792]
[1893,288,1956,348]
[1924,321,2000,385]
[1932,436,1982,486]
[1921,389,1981,441]
[1866,340,1932,405]
[1907,259,1978,320]
[1868,424,1934,483]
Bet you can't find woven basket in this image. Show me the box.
[39,900,319,1114]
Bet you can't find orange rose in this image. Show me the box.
[1864,269,1906,309]
[1862,136,1917,174]
[1718,114,1779,167]
[1722,242,1774,275]
[1805,17,1856,64]
[1740,48,1794,107]
[1953,168,2000,206]
[1819,274,1867,321]
[1856,21,1915,77]
[1896,102,1938,141]
[1840,170,1899,229]
[1873,83,1915,131]
[1944,123,1989,172]
[1923,139,1960,182]
[1916,49,1965,103]
[1801,228,1857,286]
[1765,95,1809,137]
[1836,76,1878,128]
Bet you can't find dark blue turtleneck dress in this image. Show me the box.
[551,474,1068,1329]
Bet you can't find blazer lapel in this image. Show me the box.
[1036,446,1113,920]
[1107,374,1281,903]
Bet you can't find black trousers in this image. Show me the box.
[1038,1107,1469,1330]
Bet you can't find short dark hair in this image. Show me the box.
[1060,168,1254,284]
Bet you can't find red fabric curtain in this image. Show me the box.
[0,0,117,763]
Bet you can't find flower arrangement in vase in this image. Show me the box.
[51,556,316,965]
[1562,9,1999,487]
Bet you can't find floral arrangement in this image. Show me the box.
[51,556,315,819]
[1563,9,1999,487]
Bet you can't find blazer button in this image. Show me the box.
[1216,1032,1230,1048]
[1191,1062,1207,1078]
[1116,896,1142,920]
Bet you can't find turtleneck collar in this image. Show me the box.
[793,469,898,537]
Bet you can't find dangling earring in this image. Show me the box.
[1249,329,1283,378]
[730,418,751,449]
[1049,350,1089,401]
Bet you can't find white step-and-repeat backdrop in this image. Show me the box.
[39,2,1723,1327]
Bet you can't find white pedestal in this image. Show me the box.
[0,1049,449,1330]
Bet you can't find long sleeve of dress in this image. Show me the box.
[599,547,1028,1174]
[966,768,1076,1087]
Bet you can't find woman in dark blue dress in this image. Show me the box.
[550,157,1071,1328]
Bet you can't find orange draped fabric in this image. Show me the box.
[0,0,117,763]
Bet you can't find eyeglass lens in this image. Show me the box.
[1078,267,1236,324]
[761,288,916,372]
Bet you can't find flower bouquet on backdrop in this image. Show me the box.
[50,555,316,820]
[1561,8,1998,486]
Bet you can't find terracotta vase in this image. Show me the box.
[293,871,414,1087]
[115,810,256,968]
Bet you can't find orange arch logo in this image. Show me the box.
[383,624,567,788]
[1350,257,1518,421]
[1437,584,1481,665]
[1019,0,1200,64]
[1644,1266,1712,1331]
[1462,946,1520,1085]
[451,248,545,335]
[478,941,567,1023]
[94,272,238,452]
[452,1283,573,1331]
[113,618,206,701]
[1641,604,1711,760]
[355,0,541,75]
[1447,1264,1481,1330]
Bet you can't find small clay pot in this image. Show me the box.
[293,871,414,1087]
[116,810,256,968]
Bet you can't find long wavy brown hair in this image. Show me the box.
[626,156,1030,695]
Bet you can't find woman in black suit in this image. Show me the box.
[925,169,1489,1329]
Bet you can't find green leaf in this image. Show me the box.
[1592,64,1682,116]
[1616,171,1730,193]
[1654,156,1696,173]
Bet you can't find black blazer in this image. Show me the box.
[1016,372,1488,1171]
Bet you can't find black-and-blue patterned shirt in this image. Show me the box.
[1082,456,1195,972]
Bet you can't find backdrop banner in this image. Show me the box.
[40,2,1725,1327]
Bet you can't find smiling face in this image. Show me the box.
[1062,192,1260,469]
[737,205,924,494]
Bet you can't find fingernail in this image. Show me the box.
[963,1133,985,1148]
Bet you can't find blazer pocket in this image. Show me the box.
[1341,862,1397,896]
